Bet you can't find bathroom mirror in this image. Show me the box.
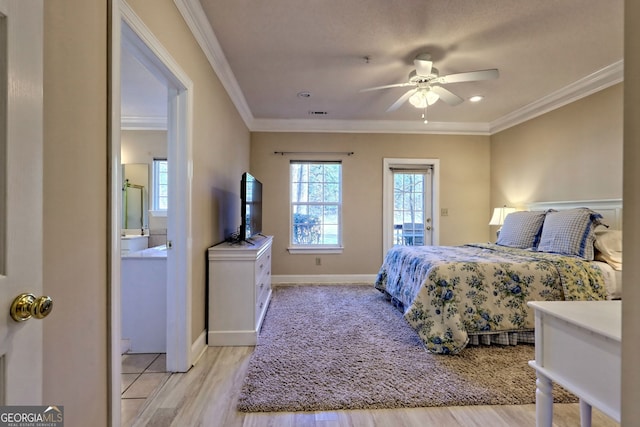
[122,163,149,231]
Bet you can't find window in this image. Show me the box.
[290,161,342,250]
[152,158,168,211]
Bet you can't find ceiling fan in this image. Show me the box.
[362,53,499,112]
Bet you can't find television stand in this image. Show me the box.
[207,235,273,346]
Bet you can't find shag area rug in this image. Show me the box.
[237,284,576,412]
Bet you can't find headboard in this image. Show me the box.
[526,199,623,230]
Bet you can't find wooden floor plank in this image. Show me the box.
[131,346,620,426]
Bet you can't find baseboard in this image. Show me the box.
[208,330,258,346]
[191,329,207,366]
[271,274,377,284]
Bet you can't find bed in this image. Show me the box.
[374,200,623,355]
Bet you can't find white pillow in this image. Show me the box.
[594,228,622,270]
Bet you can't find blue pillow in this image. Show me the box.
[496,211,547,249]
[537,208,606,260]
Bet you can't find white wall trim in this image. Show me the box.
[110,6,123,426]
[120,0,194,375]
[272,274,377,284]
[527,199,623,230]
[250,119,491,135]
[121,115,167,130]
[173,0,253,128]
[190,329,208,365]
[490,60,624,134]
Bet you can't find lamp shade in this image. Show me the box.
[489,206,516,226]
[408,89,440,108]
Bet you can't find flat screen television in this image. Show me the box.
[240,172,263,240]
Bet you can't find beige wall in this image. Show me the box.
[623,0,640,422]
[490,84,623,209]
[43,0,108,425]
[250,132,490,275]
[127,0,251,343]
[121,129,167,164]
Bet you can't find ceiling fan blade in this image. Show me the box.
[386,89,417,112]
[438,69,499,84]
[360,82,414,92]
[414,54,433,77]
[430,86,464,106]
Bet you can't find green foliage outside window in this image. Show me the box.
[292,213,321,244]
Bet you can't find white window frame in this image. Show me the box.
[288,160,344,254]
[382,158,440,258]
[150,158,168,217]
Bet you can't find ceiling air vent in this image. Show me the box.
[308,111,328,116]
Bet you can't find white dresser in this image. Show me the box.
[207,235,273,346]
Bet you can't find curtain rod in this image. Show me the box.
[274,151,354,156]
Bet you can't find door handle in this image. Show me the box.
[10,293,53,322]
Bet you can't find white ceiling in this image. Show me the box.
[121,42,168,130]
[122,0,624,134]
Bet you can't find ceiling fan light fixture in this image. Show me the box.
[408,89,439,109]
[469,95,484,102]
[409,91,427,108]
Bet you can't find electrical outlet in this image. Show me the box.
[441,208,449,216]
[315,257,322,266]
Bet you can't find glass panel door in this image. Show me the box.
[393,170,432,246]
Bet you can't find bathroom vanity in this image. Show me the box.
[121,245,167,353]
[120,234,149,256]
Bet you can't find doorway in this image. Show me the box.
[382,158,440,257]
[111,2,194,425]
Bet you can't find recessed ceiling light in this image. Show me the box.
[297,91,312,98]
[469,95,484,102]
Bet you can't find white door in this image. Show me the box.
[0,0,46,404]
[382,158,440,257]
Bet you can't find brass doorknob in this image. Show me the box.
[10,293,53,322]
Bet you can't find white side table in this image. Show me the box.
[527,301,621,427]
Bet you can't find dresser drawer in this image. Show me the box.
[255,286,270,328]
[255,246,271,281]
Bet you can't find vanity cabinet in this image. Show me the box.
[207,235,273,346]
[121,235,148,256]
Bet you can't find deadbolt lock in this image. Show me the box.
[10,293,53,322]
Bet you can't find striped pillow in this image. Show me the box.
[537,208,606,260]
[496,211,547,249]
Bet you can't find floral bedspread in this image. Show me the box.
[374,243,606,354]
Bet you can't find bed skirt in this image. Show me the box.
[467,330,535,346]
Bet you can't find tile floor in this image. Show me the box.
[121,353,169,427]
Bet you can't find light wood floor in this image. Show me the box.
[131,346,620,427]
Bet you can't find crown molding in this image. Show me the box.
[175,0,623,136]
[173,0,253,127]
[250,118,491,135]
[121,115,168,130]
[490,60,624,134]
